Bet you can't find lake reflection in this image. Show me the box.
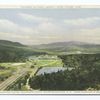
[37,67,67,75]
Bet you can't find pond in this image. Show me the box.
[37,67,68,75]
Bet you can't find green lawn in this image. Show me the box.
[34,59,63,67]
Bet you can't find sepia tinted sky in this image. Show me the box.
[0,8,100,45]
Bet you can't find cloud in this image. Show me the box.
[18,13,52,23]
[64,17,100,29]
[63,28,100,44]
[60,17,100,43]
[0,17,60,45]
[0,19,33,34]
[0,18,34,33]
[0,19,18,33]
[0,18,35,44]
[36,22,61,34]
[0,11,100,45]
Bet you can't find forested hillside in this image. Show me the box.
[29,54,100,90]
[0,40,46,62]
[58,54,100,70]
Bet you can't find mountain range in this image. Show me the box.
[0,40,100,62]
[32,41,100,54]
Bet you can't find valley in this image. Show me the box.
[0,40,100,91]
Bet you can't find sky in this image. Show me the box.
[0,8,100,45]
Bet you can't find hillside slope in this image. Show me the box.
[0,40,46,62]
